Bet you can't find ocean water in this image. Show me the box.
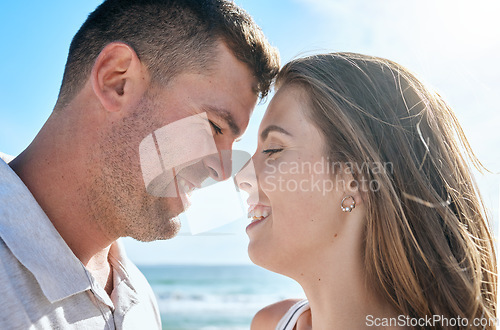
[138,264,305,330]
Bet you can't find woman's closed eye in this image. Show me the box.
[262,148,283,156]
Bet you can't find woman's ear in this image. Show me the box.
[90,42,148,112]
[336,164,366,207]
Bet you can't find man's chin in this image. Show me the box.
[127,196,186,242]
[131,216,182,242]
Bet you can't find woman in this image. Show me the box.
[236,53,497,329]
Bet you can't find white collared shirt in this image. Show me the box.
[0,157,161,329]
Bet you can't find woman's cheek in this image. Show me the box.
[262,173,278,195]
[261,158,282,195]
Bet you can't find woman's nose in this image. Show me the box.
[234,158,258,194]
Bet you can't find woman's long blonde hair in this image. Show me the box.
[276,53,496,328]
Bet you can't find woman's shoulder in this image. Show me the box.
[251,299,305,330]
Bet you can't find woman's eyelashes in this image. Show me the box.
[262,147,284,156]
[209,120,223,135]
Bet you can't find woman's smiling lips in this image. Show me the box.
[246,204,272,231]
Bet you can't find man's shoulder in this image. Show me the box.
[0,238,48,328]
[0,236,106,329]
[0,152,24,202]
[0,152,14,163]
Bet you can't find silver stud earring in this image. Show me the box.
[341,195,356,212]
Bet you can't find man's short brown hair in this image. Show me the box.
[56,0,280,108]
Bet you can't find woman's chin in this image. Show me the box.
[247,241,261,265]
[248,243,289,276]
[248,241,273,270]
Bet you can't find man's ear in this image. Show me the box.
[90,42,147,112]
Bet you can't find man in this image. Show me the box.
[0,0,279,328]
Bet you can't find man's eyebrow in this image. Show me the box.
[260,125,293,141]
[202,105,240,137]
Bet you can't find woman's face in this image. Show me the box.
[237,85,353,274]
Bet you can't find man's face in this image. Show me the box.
[89,42,258,242]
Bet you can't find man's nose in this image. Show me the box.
[202,149,233,181]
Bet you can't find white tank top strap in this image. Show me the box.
[275,299,310,330]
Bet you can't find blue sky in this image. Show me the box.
[1,0,499,264]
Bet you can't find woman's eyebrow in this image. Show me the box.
[260,125,292,141]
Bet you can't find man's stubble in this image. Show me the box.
[86,94,182,242]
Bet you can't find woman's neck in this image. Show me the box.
[301,279,398,329]
[290,237,400,329]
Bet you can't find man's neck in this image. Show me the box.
[86,247,114,296]
[9,111,116,272]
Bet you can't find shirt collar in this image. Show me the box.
[0,158,91,303]
[109,240,139,313]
